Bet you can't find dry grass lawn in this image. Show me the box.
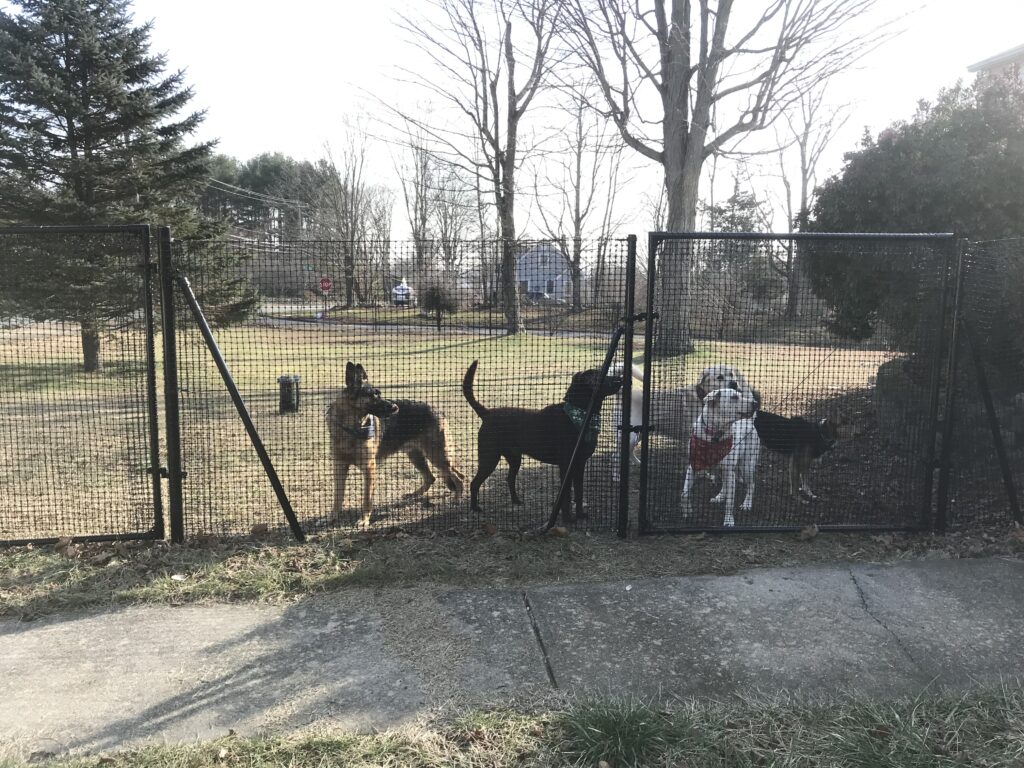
[1,316,896,540]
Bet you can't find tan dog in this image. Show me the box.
[327,362,464,527]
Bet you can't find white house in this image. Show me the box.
[968,43,1024,78]
[516,242,572,301]
[391,278,415,307]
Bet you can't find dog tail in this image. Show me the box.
[462,360,488,418]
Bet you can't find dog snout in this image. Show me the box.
[728,381,739,391]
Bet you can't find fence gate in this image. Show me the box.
[637,232,957,534]
[165,236,635,538]
[0,226,164,544]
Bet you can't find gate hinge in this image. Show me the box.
[147,466,170,478]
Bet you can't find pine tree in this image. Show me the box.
[0,0,245,371]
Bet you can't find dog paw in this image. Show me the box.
[722,514,736,527]
[740,501,753,512]
[710,494,724,504]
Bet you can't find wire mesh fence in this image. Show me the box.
[944,237,1024,528]
[171,238,635,537]
[0,226,161,543]
[3,225,1020,544]
[636,233,956,533]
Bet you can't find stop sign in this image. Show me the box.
[319,276,333,294]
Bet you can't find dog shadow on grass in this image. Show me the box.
[304,456,624,536]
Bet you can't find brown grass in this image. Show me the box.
[2,318,895,540]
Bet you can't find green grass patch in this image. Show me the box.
[8,688,1024,767]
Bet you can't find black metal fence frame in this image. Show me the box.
[3,225,1021,544]
[637,231,959,536]
[0,224,164,544]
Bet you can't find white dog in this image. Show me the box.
[610,364,646,475]
[693,364,756,402]
[681,386,760,527]
[611,363,758,481]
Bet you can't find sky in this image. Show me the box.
[123,0,1024,235]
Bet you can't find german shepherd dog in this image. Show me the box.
[463,360,622,526]
[753,409,837,501]
[327,362,465,526]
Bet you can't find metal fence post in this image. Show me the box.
[617,235,637,538]
[158,227,186,543]
[140,226,165,539]
[933,239,965,533]
[637,233,659,534]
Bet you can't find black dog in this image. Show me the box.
[753,409,837,501]
[462,360,622,525]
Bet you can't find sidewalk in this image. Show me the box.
[2,557,1022,756]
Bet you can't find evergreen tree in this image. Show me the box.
[0,0,246,371]
[805,70,1024,355]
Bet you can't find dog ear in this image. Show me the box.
[345,362,357,390]
[752,388,762,410]
[694,384,707,402]
[354,363,368,383]
[706,389,720,407]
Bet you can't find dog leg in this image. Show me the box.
[358,462,374,528]
[424,430,466,498]
[405,449,436,497]
[799,468,819,501]
[557,464,575,526]
[719,467,737,527]
[331,462,351,519]
[572,467,587,521]
[740,469,755,512]
[740,441,757,513]
[680,465,695,517]
[795,453,817,502]
[470,445,501,513]
[505,452,524,505]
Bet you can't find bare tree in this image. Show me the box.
[561,0,889,354]
[310,132,386,307]
[391,0,563,334]
[367,186,396,303]
[397,124,437,274]
[775,87,849,317]
[532,85,621,311]
[433,162,476,276]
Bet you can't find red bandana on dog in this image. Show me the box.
[689,434,733,471]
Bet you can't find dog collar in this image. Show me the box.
[699,415,727,443]
[340,418,376,441]
[563,402,600,445]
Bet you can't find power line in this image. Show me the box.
[206,178,309,209]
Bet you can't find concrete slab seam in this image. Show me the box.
[848,567,921,669]
[521,591,559,690]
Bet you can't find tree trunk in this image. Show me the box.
[344,244,356,308]
[498,180,523,334]
[571,238,582,313]
[785,241,801,320]
[654,151,702,356]
[500,236,522,334]
[81,321,102,373]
